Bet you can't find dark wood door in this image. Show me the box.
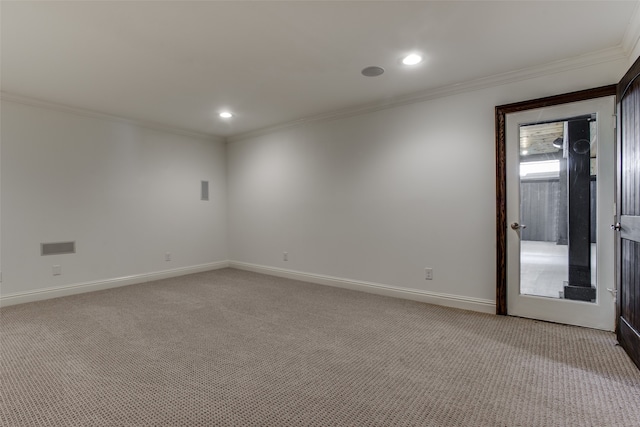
[616,57,640,369]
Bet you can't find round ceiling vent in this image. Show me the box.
[361,66,385,77]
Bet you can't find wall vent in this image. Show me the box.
[201,181,209,201]
[41,241,75,256]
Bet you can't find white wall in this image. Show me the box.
[0,100,228,301]
[227,58,628,310]
[631,45,640,68]
[0,56,631,310]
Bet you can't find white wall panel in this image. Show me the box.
[0,101,227,297]
[227,59,627,306]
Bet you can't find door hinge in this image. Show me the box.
[613,114,617,129]
[607,288,617,301]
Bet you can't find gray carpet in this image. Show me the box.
[1,268,639,426]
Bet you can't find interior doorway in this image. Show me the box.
[496,87,617,330]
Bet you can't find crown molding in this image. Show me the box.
[622,0,640,58]
[0,92,223,142]
[1,44,628,145]
[227,46,627,143]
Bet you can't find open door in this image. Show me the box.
[616,57,640,369]
[505,98,616,330]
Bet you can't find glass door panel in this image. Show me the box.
[518,119,597,302]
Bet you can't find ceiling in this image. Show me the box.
[1,1,638,139]
[520,122,564,157]
[520,120,598,159]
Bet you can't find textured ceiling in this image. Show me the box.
[520,123,564,156]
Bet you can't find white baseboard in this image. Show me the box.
[229,261,496,314]
[2,261,496,314]
[0,261,230,307]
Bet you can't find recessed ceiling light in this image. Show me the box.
[219,112,233,119]
[402,54,423,65]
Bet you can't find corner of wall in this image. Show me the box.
[1,98,230,303]
[622,1,640,69]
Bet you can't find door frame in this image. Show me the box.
[495,85,616,315]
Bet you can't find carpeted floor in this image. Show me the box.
[1,268,639,426]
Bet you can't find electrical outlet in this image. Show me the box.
[52,265,62,276]
[425,268,433,280]
[283,252,288,261]
[165,252,171,262]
